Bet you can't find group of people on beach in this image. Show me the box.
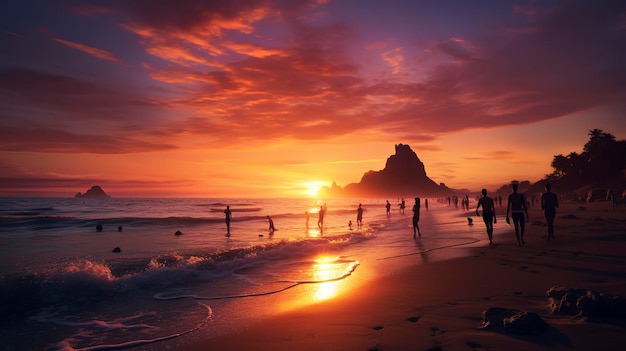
[222,182,559,246]
[475,183,559,246]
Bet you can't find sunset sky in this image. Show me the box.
[1,0,625,198]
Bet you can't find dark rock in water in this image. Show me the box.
[175,230,183,236]
[467,217,473,225]
[96,224,103,232]
[481,307,548,335]
[75,185,111,198]
[547,285,626,320]
[112,247,121,253]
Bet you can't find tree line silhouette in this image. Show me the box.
[547,129,626,190]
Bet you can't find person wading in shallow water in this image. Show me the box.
[506,183,529,247]
[476,189,497,245]
[412,197,421,239]
[356,203,363,228]
[224,206,232,233]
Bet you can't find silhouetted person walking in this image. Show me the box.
[476,189,496,245]
[386,200,391,217]
[412,197,421,238]
[356,203,363,228]
[541,183,559,241]
[506,183,528,246]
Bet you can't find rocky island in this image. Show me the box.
[318,144,453,198]
[75,185,110,198]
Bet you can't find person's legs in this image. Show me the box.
[483,215,493,244]
[512,213,524,245]
[545,211,556,240]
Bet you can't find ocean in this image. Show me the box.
[0,197,500,351]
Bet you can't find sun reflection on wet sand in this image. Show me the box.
[273,255,361,314]
[312,257,341,301]
[311,256,360,301]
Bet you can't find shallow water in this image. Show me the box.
[0,197,502,350]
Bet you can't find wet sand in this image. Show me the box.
[181,200,626,351]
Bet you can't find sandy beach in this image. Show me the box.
[181,200,626,351]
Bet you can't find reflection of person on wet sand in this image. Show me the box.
[506,183,529,247]
[541,183,559,241]
[412,197,421,238]
[476,189,496,245]
[267,215,275,233]
[224,206,232,233]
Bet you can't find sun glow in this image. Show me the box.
[304,181,326,197]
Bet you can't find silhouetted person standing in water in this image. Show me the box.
[224,206,232,233]
[356,203,363,228]
[476,189,496,245]
[317,206,325,228]
[506,183,529,246]
[399,198,405,214]
[541,183,559,241]
[267,215,275,233]
[425,198,428,211]
[386,200,391,217]
[412,197,421,238]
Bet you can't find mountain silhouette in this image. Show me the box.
[319,144,452,198]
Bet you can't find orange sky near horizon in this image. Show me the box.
[1,1,625,198]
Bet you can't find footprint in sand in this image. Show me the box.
[407,316,420,323]
[430,326,445,336]
[467,341,488,350]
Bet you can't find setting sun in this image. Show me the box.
[304,181,326,197]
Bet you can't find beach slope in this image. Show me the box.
[183,201,626,351]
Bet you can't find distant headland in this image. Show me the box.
[318,143,454,198]
[75,185,110,198]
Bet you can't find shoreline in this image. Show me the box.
[180,201,626,351]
